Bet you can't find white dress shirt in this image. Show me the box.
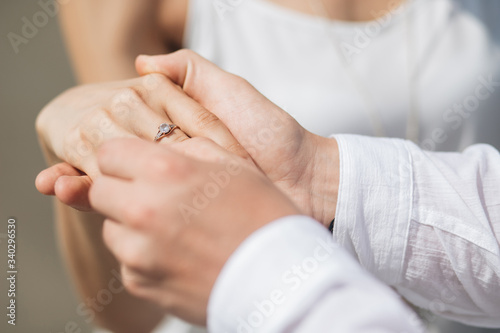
[208,216,423,333]
[333,134,500,328]
[205,135,500,332]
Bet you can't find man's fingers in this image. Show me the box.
[135,51,293,158]
[90,175,135,223]
[36,163,83,195]
[137,54,250,160]
[102,219,147,266]
[54,175,93,211]
[96,138,193,183]
[102,219,161,282]
[155,82,250,160]
[170,137,229,162]
[136,51,212,89]
[96,138,152,179]
[136,50,233,107]
[170,137,255,169]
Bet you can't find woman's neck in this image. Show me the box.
[268,0,404,22]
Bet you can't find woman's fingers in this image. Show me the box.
[35,162,82,195]
[156,82,249,159]
[106,82,189,144]
[132,73,250,160]
[96,138,164,180]
[135,51,287,158]
[35,162,93,211]
[54,175,93,211]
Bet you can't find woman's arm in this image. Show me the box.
[48,1,187,325]
[56,206,165,332]
[36,136,166,332]
[58,0,187,83]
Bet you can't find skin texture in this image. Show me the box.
[36,51,340,332]
[37,50,339,226]
[90,137,300,325]
[40,1,400,331]
[35,74,249,181]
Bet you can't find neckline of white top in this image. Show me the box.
[248,0,418,35]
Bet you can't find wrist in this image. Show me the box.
[303,133,340,228]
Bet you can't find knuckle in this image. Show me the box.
[195,110,221,131]
[147,153,191,180]
[142,73,170,91]
[227,74,252,91]
[176,49,194,58]
[225,141,247,157]
[124,203,156,229]
[112,87,145,109]
[145,72,168,83]
[122,248,145,271]
[63,126,93,162]
[148,155,174,177]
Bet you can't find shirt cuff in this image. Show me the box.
[207,215,358,333]
[332,134,413,285]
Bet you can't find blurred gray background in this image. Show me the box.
[0,1,499,333]
[0,0,90,332]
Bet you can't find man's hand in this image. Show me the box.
[39,50,340,227]
[136,50,339,226]
[89,137,300,325]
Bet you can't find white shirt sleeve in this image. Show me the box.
[207,216,423,333]
[333,134,500,328]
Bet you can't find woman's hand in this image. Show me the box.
[36,74,249,210]
[89,137,300,325]
[136,50,340,227]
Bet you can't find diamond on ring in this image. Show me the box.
[154,123,179,142]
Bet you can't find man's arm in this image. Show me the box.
[208,216,423,333]
[85,137,422,331]
[333,135,500,327]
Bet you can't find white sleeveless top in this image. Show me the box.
[182,0,500,150]
[153,0,500,332]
